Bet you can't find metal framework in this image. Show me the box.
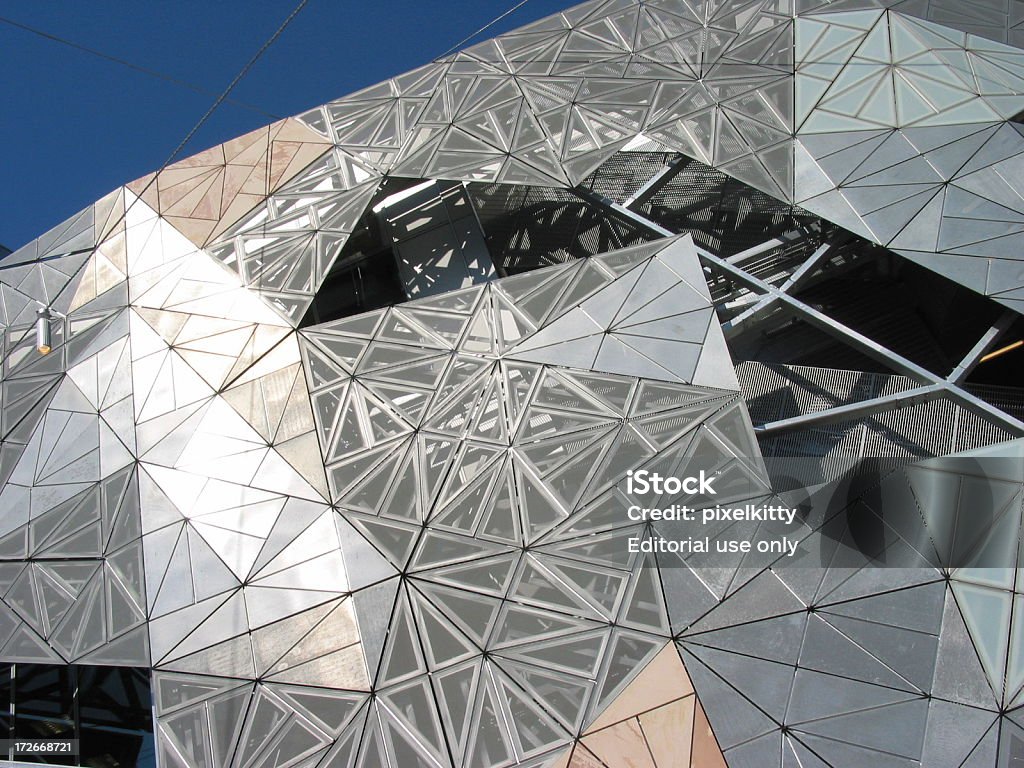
[584,193,1024,437]
[2,1,1024,767]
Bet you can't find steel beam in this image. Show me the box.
[723,240,835,336]
[724,237,790,265]
[706,249,1024,435]
[947,310,1017,384]
[579,197,1024,436]
[754,384,945,435]
[622,157,686,210]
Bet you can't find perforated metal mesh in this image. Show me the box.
[739,361,1022,483]
[467,183,656,275]
[636,157,819,256]
[578,151,680,204]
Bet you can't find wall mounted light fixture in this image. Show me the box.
[35,308,53,355]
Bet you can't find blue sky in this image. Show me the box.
[1,0,569,250]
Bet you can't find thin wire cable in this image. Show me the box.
[7,1,310,272]
[436,0,531,59]
[0,14,281,119]
[110,0,309,252]
[155,0,308,175]
[3,0,308,333]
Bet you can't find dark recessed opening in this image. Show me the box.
[722,244,1024,391]
[0,662,154,767]
[299,178,424,328]
[617,154,822,257]
[467,183,656,275]
[790,250,1006,376]
[727,305,892,372]
[966,315,1024,386]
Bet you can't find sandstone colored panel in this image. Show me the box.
[691,700,727,768]
[584,719,658,768]
[587,642,696,733]
[568,745,610,768]
[126,117,332,249]
[564,642,727,768]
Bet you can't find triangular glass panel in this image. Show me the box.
[344,514,421,570]
[379,591,426,686]
[415,581,501,646]
[434,660,482,763]
[340,440,409,514]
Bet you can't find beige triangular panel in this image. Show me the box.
[585,642,694,733]
[568,642,725,768]
[125,118,332,250]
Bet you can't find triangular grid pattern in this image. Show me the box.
[127,117,333,250]
[5,0,1024,766]
[57,0,1024,327]
[0,193,147,667]
[279,236,771,767]
[2,210,771,768]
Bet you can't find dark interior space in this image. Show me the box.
[299,177,422,328]
[617,154,821,257]
[0,662,154,767]
[467,183,655,274]
[791,250,1012,377]
[714,238,1024,389]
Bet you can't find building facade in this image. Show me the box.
[2,0,1024,765]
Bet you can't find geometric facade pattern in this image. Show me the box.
[235,236,758,767]
[206,146,381,325]
[4,1,1024,767]
[289,1,1024,314]
[1,219,761,766]
[127,117,334,252]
